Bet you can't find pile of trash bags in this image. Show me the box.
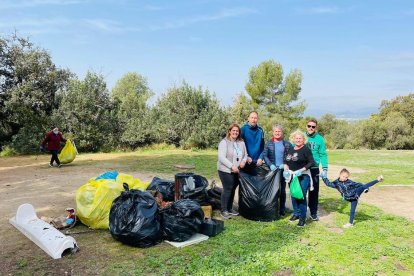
[109,185,206,247]
[76,171,225,248]
[76,171,149,229]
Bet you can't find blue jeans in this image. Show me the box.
[349,180,379,223]
[291,175,310,220]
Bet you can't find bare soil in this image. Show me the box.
[0,155,412,274]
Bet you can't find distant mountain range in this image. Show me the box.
[304,106,378,120]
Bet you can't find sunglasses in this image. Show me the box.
[307,125,316,129]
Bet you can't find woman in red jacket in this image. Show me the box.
[40,127,67,167]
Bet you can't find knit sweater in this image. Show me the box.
[217,138,248,173]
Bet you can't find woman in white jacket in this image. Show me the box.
[217,123,248,219]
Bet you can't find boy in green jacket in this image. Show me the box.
[305,119,328,221]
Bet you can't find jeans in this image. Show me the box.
[50,149,60,166]
[218,170,240,212]
[308,168,320,216]
[349,180,379,223]
[291,175,310,220]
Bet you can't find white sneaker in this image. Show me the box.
[378,175,384,182]
[343,223,354,228]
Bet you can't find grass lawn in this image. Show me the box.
[6,149,414,275]
[328,150,414,185]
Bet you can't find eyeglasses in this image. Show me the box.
[307,125,316,129]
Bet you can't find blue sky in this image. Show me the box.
[1,0,413,118]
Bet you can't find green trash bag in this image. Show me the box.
[289,175,304,200]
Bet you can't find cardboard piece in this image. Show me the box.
[165,233,209,248]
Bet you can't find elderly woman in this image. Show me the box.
[263,125,291,216]
[217,123,248,219]
[284,130,314,227]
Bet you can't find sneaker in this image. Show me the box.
[363,188,369,193]
[343,223,354,228]
[220,211,232,220]
[57,164,62,168]
[228,209,239,216]
[310,214,319,221]
[297,219,306,227]
[289,215,299,222]
[49,163,53,168]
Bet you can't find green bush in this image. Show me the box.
[0,145,17,157]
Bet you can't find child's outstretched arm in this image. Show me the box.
[321,176,337,189]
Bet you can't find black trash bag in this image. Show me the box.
[207,185,222,199]
[238,167,281,221]
[175,173,209,204]
[109,184,162,247]
[147,177,175,201]
[160,199,204,242]
[201,218,224,237]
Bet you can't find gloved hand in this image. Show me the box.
[278,164,284,169]
[283,170,291,179]
[293,170,302,177]
[39,145,45,152]
[321,169,328,179]
[270,164,276,171]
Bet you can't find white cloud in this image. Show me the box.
[0,17,72,28]
[0,0,84,10]
[301,6,339,14]
[149,7,258,31]
[83,19,123,33]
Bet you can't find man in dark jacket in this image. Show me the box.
[240,111,265,175]
[41,127,66,168]
[263,125,291,216]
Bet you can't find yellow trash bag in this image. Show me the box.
[76,179,124,229]
[116,173,149,191]
[59,139,77,164]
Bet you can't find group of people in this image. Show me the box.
[40,116,383,228]
[217,111,383,228]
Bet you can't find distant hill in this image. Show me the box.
[304,106,378,120]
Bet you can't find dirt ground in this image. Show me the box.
[0,154,413,273]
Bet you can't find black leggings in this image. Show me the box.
[50,150,60,166]
[218,170,240,212]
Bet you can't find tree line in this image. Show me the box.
[1,33,413,155]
